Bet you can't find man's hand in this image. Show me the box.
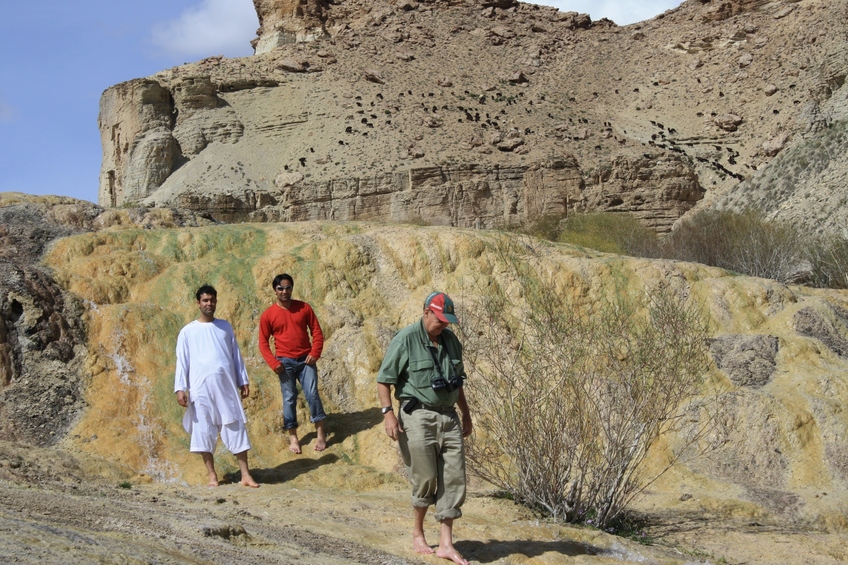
[305,354,318,365]
[384,411,404,441]
[461,414,473,438]
[176,390,188,408]
[457,389,472,438]
[274,364,286,375]
[240,384,250,399]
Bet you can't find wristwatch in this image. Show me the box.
[381,406,394,414]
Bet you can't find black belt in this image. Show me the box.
[402,399,455,413]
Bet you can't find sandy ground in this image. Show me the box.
[2,439,847,565]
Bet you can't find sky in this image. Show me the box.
[0,1,681,205]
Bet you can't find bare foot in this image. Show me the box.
[314,422,327,451]
[288,435,302,454]
[240,475,260,488]
[413,534,435,555]
[436,547,469,565]
[207,474,219,487]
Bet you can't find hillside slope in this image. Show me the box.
[98,0,848,232]
[4,194,848,562]
[37,219,848,532]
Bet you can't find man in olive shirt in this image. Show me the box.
[377,291,472,565]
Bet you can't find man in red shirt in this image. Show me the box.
[258,274,327,453]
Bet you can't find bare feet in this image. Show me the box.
[240,475,260,488]
[314,422,327,452]
[288,434,302,454]
[436,547,469,565]
[201,452,218,486]
[412,534,435,555]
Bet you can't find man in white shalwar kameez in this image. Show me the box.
[175,285,259,488]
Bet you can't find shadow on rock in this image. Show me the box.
[455,538,601,563]
[225,409,382,484]
[243,453,340,484]
[311,407,384,449]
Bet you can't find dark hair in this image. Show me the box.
[272,274,294,288]
[196,284,217,301]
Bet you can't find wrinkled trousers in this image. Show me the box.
[398,405,466,521]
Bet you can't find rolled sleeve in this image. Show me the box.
[377,335,409,385]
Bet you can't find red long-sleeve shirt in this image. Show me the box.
[258,301,324,371]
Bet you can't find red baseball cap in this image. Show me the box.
[424,291,459,324]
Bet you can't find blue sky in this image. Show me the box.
[0,1,680,204]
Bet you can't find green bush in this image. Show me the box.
[516,214,564,242]
[510,211,661,257]
[560,212,661,257]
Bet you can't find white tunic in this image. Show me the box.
[174,319,249,432]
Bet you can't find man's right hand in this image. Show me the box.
[384,412,403,441]
[176,390,188,408]
[274,364,286,375]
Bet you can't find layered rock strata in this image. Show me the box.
[99,0,848,232]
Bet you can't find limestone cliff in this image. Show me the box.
[252,0,331,52]
[98,0,848,232]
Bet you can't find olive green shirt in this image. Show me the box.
[377,319,466,407]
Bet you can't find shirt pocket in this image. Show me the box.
[408,358,435,389]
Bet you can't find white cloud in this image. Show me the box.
[533,1,682,26]
[151,0,259,59]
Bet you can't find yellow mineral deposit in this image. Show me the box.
[44,222,848,530]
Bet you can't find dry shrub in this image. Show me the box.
[662,209,807,284]
[807,233,848,289]
[460,239,713,527]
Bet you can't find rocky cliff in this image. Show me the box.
[98,0,848,232]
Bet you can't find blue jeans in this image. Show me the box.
[277,356,326,430]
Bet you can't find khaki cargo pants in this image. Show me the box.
[398,404,466,521]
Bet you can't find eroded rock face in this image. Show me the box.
[149,155,699,232]
[0,204,91,446]
[585,154,704,231]
[252,0,332,53]
[0,196,218,446]
[98,80,177,207]
[710,334,779,387]
[99,0,848,235]
[794,305,848,359]
[697,0,771,23]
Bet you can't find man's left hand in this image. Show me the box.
[305,354,318,365]
[240,384,250,399]
[462,414,473,438]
